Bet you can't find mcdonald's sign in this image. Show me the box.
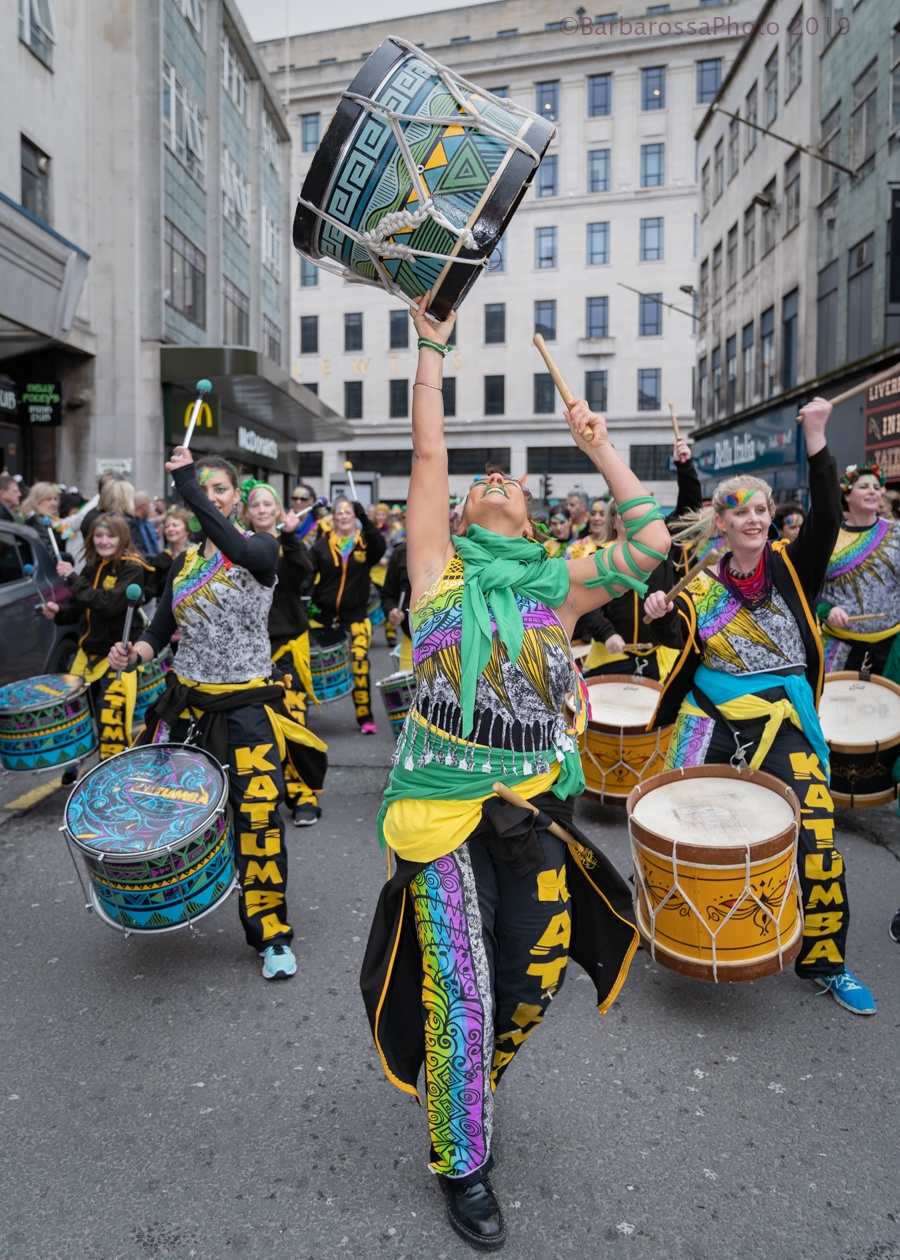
[163,386,219,441]
[182,399,215,434]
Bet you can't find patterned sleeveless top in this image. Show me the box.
[396,553,579,774]
[688,570,806,676]
[822,520,900,630]
[170,540,274,683]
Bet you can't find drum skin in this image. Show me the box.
[309,631,353,703]
[64,744,235,934]
[627,765,803,983]
[294,38,554,319]
[569,677,673,805]
[0,673,97,772]
[376,669,416,738]
[818,671,900,808]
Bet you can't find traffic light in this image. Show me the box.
[544,474,553,499]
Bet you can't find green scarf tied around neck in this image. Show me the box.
[453,524,572,738]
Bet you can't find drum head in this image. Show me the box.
[631,774,796,846]
[819,673,900,748]
[0,674,85,712]
[65,744,229,857]
[584,679,661,729]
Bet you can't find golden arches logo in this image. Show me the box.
[182,401,213,431]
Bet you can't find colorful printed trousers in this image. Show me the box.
[666,708,849,977]
[409,828,571,1181]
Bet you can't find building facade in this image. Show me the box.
[259,0,757,505]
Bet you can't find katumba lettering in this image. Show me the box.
[131,779,211,805]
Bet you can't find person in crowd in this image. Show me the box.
[109,452,327,981]
[643,400,876,1017]
[380,539,412,671]
[878,488,900,521]
[564,497,606,560]
[20,482,68,560]
[543,509,571,557]
[360,291,671,1250]
[147,505,193,601]
[289,484,323,545]
[307,496,386,733]
[0,472,22,522]
[370,501,398,644]
[133,490,161,558]
[564,486,590,540]
[774,502,806,543]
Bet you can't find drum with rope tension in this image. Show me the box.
[568,676,673,805]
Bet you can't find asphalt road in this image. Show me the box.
[1,639,898,1260]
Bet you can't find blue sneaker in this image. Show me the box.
[260,943,297,980]
[815,969,876,1015]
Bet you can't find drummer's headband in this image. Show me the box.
[840,462,886,492]
[723,489,759,509]
[241,477,282,507]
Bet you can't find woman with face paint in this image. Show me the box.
[817,463,900,678]
[108,451,327,981]
[643,398,876,1017]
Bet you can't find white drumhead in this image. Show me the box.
[819,677,900,745]
[586,681,659,726]
[631,776,795,846]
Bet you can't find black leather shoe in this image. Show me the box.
[442,1175,507,1250]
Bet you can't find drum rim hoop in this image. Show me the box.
[0,673,89,714]
[821,669,900,753]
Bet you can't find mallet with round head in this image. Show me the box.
[183,379,213,449]
[115,584,144,680]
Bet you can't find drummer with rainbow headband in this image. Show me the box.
[643,397,876,1017]
[817,461,900,680]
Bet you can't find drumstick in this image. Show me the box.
[182,378,213,449]
[844,612,886,623]
[533,334,593,441]
[623,642,654,652]
[43,518,62,562]
[643,549,722,624]
[397,590,406,612]
[23,562,48,608]
[668,401,681,442]
[795,361,900,423]
[115,584,143,680]
[491,781,604,860]
[343,460,358,501]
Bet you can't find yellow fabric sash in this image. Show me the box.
[398,633,413,672]
[272,632,318,706]
[822,619,900,644]
[168,674,327,755]
[680,692,801,771]
[70,648,137,741]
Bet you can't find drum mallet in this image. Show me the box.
[643,549,722,624]
[491,781,605,862]
[182,378,213,449]
[277,495,328,531]
[795,361,900,423]
[115,584,144,680]
[533,335,593,441]
[343,460,358,502]
[43,518,62,563]
[23,562,48,609]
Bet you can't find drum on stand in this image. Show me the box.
[567,676,672,805]
[0,674,97,772]
[309,628,353,703]
[133,647,175,725]
[376,669,416,738]
[627,765,802,982]
[818,671,900,807]
[293,37,555,319]
[63,743,236,934]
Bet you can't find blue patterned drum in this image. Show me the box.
[293,38,555,320]
[0,674,96,772]
[376,669,416,738]
[367,589,386,627]
[309,631,353,703]
[64,744,236,934]
[134,647,174,724]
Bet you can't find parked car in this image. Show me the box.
[0,521,80,686]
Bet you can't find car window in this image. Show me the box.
[0,530,26,586]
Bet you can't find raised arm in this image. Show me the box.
[170,461,278,582]
[405,292,457,603]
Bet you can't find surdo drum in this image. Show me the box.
[309,629,353,703]
[627,765,803,982]
[376,669,416,738]
[293,38,555,319]
[818,671,900,807]
[133,648,175,725]
[0,674,97,772]
[568,677,673,805]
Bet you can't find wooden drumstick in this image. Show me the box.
[668,401,681,441]
[491,781,604,860]
[643,548,722,624]
[795,361,900,423]
[844,612,886,623]
[533,334,593,440]
[623,642,654,652]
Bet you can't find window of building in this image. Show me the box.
[698,356,708,422]
[497,29,518,38]
[743,205,756,273]
[585,370,608,411]
[534,373,555,413]
[819,103,842,200]
[262,205,281,279]
[450,34,471,43]
[263,316,281,366]
[726,224,738,288]
[760,306,776,399]
[536,80,559,121]
[536,154,558,197]
[442,376,457,417]
[588,148,611,192]
[787,10,803,98]
[728,116,740,181]
[713,139,724,201]
[585,296,609,338]
[18,0,57,67]
[344,312,363,353]
[639,217,664,261]
[588,73,612,116]
[850,61,877,168]
[389,379,409,418]
[20,136,50,223]
[297,451,323,476]
[725,335,737,413]
[847,235,874,361]
[534,300,557,341]
[699,257,709,320]
[449,447,512,474]
[741,322,755,408]
[162,61,207,183]
[630,445,676,479]
[745,82,759,157]
[527,445,596,475]
[179,0,205,42]
[701,160,710,218]
[712,242,722,306]
[301,113,320,153]
[300,315,318,354]
[223,278,249,346]
[816,261,838,375]
[784,152,801,234]
[640,143,664,187]
[535,226,557,268]
[222,36,248,117]
[304,383,319,396]
[711,345,722,420]
[647,3,670,12]
[222,148,249,239]
[637,368,661,411]
[587,221,610,265]
[344,380,363,420]
[697,58,722,105]
[765,51,779,125]
[782,289,799,390]
[164,220,206,327]
[761,180,778,255]
[300,258,318,287]
[351,449,410,476]
[489,85,509,97]
[484,303,506,344]
[639,294,662,336]
[892,22,900,136]
[389,310,408,349]
[641,66,666,110]
[262,112,282,176]
[485,375,505,415]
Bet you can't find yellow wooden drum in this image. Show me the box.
[568,676,672,805]
[627,765,802,983]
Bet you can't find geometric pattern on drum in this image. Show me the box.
[692,572,806,676]
[0,674,96,771]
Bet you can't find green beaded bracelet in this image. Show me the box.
[417,336,450,357]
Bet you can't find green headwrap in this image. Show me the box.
[240,477,281,507]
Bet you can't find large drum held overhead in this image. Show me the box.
[0,674,96,772]
[568,676,672,805]
[818,671,900,807]
[627,765,802,983]
[294,37,555,319]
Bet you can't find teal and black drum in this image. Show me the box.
[294,37,555,319]
[0,674,96,772]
